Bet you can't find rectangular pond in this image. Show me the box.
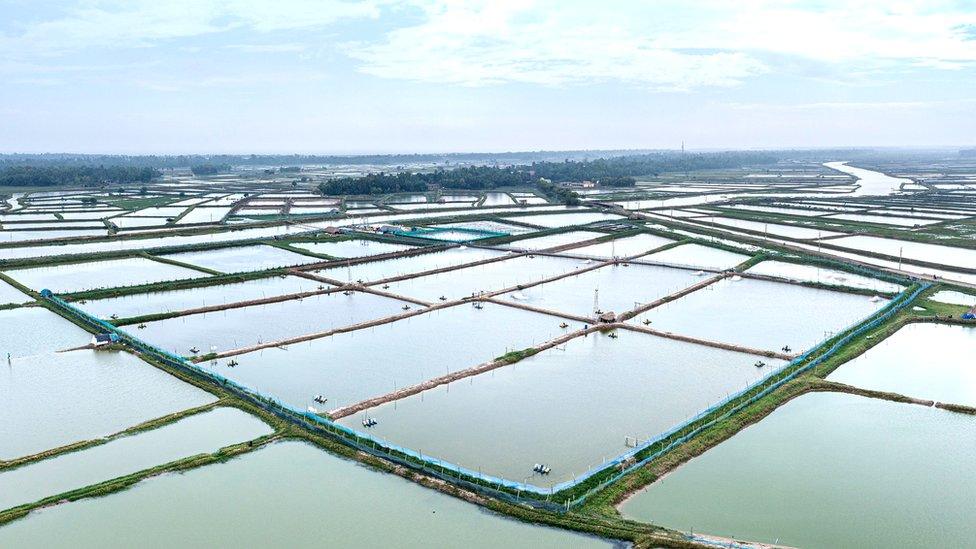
[928,290,976,307]
[501,263,699,318]
[642,243,751,271]
[0,407,271,511]
[5,257,208,294]
[620,392,976,548]
[746,259,903,293]
[290,239,416,258]
[502,231,602,251]
[828,235,976,270]
[78,275,321,320]
[315,247,510,283]
[0,441,613,548]
[508,212,625,228]
[162,245,320,273]
[382,254,587,302]
[134,290,410,356]
[0,307,91,358]
[0,350,216,460]
[208,302,578,410]
[634,277,887,353]
[0,279,29,305]
[829,323,976,406]
[569,233,677,258]
[338,331,784,486]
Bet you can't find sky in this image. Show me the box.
[1,0,975,154]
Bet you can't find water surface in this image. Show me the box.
[621,392,976,548]
[0,441,614,548]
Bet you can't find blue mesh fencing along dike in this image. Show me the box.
[41,282,930,512]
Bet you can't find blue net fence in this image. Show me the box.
[41,280,930,511]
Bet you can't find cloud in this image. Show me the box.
[345,0,976,89]
[0,0,380,53]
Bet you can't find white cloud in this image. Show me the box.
[0,0,380,52]
[345,0,976,89]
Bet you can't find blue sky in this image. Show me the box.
[2,0,975,153]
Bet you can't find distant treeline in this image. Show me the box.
[0,150,653,169]
[0,165,159,187]
[190,163,232,176]
[318,165,534,195]
[319,152,779,196]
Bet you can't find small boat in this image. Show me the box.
[317,285,325,290]
[869,295,881,302]
[532,463,551,475]
[694,270,705,276]
[402,305,411,310]
[362,417,378,428]
[509,292,529,301]
[583,259,593,264]
[642,319,652,325]
[110,314,119,320]
[137,323,147,329]
[754,361,766,368]
[313,394,328,404]
[473,303,484,310]
[607,332,618,339]
[559,322,569,329]
[731,275,743,282]
[189,347,200,354]
[382,284,390,289]
[79,300,87,305]
[782,345,792,353]
[227,360,238,367]
[622,263,630,267]
[343,290,354,296]
[528,255,535,259]
[438,295,447,301]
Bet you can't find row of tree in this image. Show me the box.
[318,152,779,197]
[0,166,159,187]
[190,163,232,175]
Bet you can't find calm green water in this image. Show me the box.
[0,407,270,511]
[136,290,409,356]
[621,392,976,548]
[500,263,699,318]
[829,323,976,406]
[213,302,577,410]
[162,245,320,273]
[1,443,615,548]
[383,254,587,302]
[643,243,750,270]
[634,277,885,353]
[79,275,321,319]
[5,257,206,293]
[746,260,903,293]
[0,307,90,358]
[339,332,782,486]
[0,350,216,459]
